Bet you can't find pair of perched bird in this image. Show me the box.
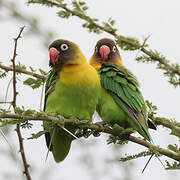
[43,38,156,162]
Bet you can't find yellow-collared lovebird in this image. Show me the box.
[44,39,100,162]
[90,38,156,142]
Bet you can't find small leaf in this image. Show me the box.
[28,130,47,140]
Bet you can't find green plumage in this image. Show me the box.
[44,69,100,162]
[98,63,152,141]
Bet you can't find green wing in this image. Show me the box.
[43,70,75,162]
[99,63,150,139]
[44,70,59,111]
[43,70,59,150]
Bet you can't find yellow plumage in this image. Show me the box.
[60,63,100,86]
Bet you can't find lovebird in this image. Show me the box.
[44,39,100,162]
[90,38,156,142]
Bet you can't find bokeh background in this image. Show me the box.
[0,0,180,179]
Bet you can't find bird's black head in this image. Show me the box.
[48,39,78,69]
[93,38,121,64]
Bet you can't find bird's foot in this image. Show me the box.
[56,115,66,127]
[94,121,107,130]
[57,115,66,121]
[112,124,133,141]
[68,118,91,138]
[72,118,91,128]
[90,121,107,137]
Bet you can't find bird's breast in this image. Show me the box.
[59,63,100,87]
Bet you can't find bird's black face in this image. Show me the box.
[48,39,76,68]
[93,38,120,63]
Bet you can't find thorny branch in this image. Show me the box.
[153,118,180,134]
[38,0,180,78]
[0,113,179,162]
[0,64,179,133]
[0,101,12,104]
[0,64,45,80]
[11,26,32,180]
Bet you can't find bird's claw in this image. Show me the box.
[56,115,66,127]
[57,115,66,121]
[94,121,107,130]
[112,124,132,141]
[92,121,107,137]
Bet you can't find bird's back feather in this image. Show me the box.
[99,63,151,141]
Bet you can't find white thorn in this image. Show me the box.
[0,129,14,153]
[57,115,83,143]
[45,127,56,162]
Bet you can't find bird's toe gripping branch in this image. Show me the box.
[94,121,107,130]
[56,115,66,122]
[112,124,134,140]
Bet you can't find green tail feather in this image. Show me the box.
[45,125,75,162]
[138,125,152,142]
[127,116,152,142]
[52,127,73,162]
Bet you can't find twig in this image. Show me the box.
[11,26,32,180]
[153,118,180,134]
[1,65,179,133]
[89,124,180,162]
[0,113,179,162]
[5,78,13,105]
[0,64,46,80]
[141,154,154,173]
[0,129,14,151]
[40,82,45,111]
[140,34,152,50]
[134,34,152,61]
[0,101,12,104]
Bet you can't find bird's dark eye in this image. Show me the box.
[60,43,69,51]
[112,46,116,52]
[95,46,98,52]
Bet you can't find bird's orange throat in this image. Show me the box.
[89,57,102,70]
[89,56,123,70]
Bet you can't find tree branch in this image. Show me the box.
[0,63,179,133]
[0,113,179,162]
[11,26,32,180]
[153,118,180,134]
[0,101,12,104]
[0,64,46,80]
[36,0,180,83]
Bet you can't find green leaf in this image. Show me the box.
[23,77,43,89]
[57,10,71,18]
[0,71,7,79]
[165,161,180,170]
[119,151,153,162]
[116,36,141,51]
[168,144,180,153]
[20,121,33,129]
[39,68,48,76]
[29,66,36,73]
[28,130,47,140]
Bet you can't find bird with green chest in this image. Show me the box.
[90,38,156,142]
[44,39,100,162]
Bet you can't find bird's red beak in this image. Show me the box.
[99,45,110,61]
[49,48,59,65]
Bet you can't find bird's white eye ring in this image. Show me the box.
[60,43,69,51]
[95,46,98,52]
[112,46,116,52]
